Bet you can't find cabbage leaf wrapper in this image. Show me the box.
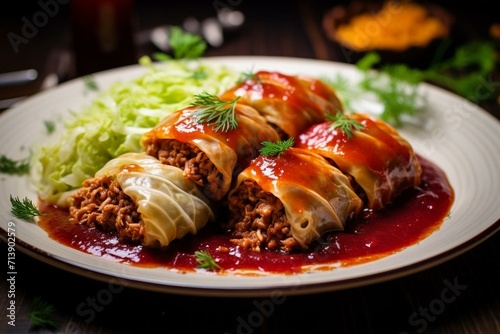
[30,58,240,207]
[226,147,363,252]
[219,70,344,139]
[297,113,422,209]
[141,103,280,201]
[69,153,214,248]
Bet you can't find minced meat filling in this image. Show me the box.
[146,139,224,200]
[226,179,299,252]
[69,175,144,243]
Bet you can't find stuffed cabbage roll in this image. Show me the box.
[69,152,214,248]
[297,113,422,210]
[141,100,280,201]
[219,70,344,139]
[226,147,363,252]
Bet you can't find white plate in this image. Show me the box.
[1,56,499,297]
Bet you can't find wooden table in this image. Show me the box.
[1,1,499,333]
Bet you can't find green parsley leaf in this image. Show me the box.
[190,91,240,132]
[169,26,207,59]
[10,195,44,222]
[152,52,171,61]
[195,250,221,270]
[260,138,295,157]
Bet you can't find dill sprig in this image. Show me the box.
[10,195,44,222]
[195,250,221,270]
[28,296,59,329]
[327,113,365,139]
[190,91,240,132]
[260,137,295,157]
[0,154,30,175]
[237,67,259,84]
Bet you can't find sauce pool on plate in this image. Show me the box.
[37,155,454,274]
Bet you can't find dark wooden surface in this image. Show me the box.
[1,1,499,333]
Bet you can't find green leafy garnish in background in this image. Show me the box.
[260,137,295,157]
[10,195,44,222]
[155,26,208,60]
[355,52,425,125]
[326,40,498,126]
[423,41,497,102]
[28,296,59,329]
[195,250,221,270]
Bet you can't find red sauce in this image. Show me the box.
[219,71,341,138]
[37,155,453,274]
[297,115,416,177]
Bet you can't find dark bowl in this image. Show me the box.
[322,1,455,69]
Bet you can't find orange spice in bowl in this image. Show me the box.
[323,1,454,66]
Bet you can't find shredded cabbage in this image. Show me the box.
[30,57,240,206]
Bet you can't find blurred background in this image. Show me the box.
[0,1,499,333]
[0,0,498,105]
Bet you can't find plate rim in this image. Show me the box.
[1,55,499,297]
[1,221,498,297]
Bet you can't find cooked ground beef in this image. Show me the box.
[226,179,299,252]
[69,175,144,243]
[146,139,224,200]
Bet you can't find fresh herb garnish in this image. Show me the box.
[190,91,240,132]
[10,195,44,222]
[44,120,55,134]
[347,40,498,125]
[260,137,295,157]
[28,296,59,329]
[0,154,30,175]
[237,68,258,83]
[169,26,207,59]
[356,52,422,125]
[424,41,497,102]
[195,250,221,270]
[327,113,365,139]
[152,52,170,61]
[83,75,99,91]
